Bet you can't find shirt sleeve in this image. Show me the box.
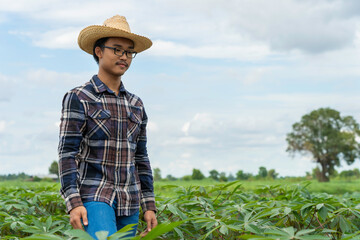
[135,109,157,213]
[58,91,86,213]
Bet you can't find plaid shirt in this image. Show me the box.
[58,75,156,216]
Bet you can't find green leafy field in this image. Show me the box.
[1,180,360,239]
[155,178,360,196]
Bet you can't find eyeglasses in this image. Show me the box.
[103,46,137,59]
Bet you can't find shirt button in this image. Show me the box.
[99,114,102,117]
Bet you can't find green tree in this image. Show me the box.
[219,172,228,182]
[182,175,192,181]
[209,169,219,181]
[286,108,360,182]
[166,174,177,181]
[267,169,278,179]
[48,161,59,178]
[258,166,267,178]
[354,168,360,178]
[153,168,162,181]
[312,167,322,180]
[33,176,42,182]
[227,173,235,181]
[331,169,339,178]
[339,168,360,180]
[236,170,252,180]
[192,169,205,180]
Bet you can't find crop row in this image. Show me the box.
[1,182,360,239]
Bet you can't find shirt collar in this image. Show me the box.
[91,75,127,95]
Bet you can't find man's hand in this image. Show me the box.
[69,206,88,230]
[142,210,157,236]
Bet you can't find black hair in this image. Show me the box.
[93,37,109,64]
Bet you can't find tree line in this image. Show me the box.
[1,164,360,183]
[0,161,59,182]
[152,167,273,182]
[152,166,360,182]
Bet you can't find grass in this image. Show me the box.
[306,178,360,194]
[154,178,360,197]
[0,181,59,189]
[1,177,359,197]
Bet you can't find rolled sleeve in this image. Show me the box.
[58,91,86,213]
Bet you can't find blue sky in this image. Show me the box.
[1,0,360,178]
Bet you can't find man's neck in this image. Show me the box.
[97,71,122,95]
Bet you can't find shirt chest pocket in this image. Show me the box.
[86,109,112,140]
[127,111,142,143]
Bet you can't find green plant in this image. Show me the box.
[1,181,360,239]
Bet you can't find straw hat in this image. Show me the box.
[78,15,152,54]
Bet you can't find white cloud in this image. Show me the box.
[181,152,191,158]
[25,69,91,87]
[163,111,288,154]
[146,0,360,54]
[168,159,194,176]
[181,122,190,135]
[0,121,6,132]
[0,0,132,23]
[148,40,270,60]
[178,136,211,145]
[54,121,60,128]
[242,93,360,114]
[32,27,80,49]
[3,0,359,57]
[223,0,357,53]
[147,121,158,132]
[243,68,267,85]
[162,136,211,146]
[0,0,52,12]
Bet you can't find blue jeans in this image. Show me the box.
[83,201,139,239]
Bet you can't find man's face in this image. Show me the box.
[96,37,134,77]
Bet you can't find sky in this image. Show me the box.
[1,0,360,178]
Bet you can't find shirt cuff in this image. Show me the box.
[140,191,157,213]
[65,194,83,214]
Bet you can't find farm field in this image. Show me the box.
[155,178,360,196]
[1,179,360,239]
[1,178,360,195]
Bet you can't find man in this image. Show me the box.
[58,15,157,238]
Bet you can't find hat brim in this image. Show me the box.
[78,25,152,55]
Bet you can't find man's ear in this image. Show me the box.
[95,46,103,60]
